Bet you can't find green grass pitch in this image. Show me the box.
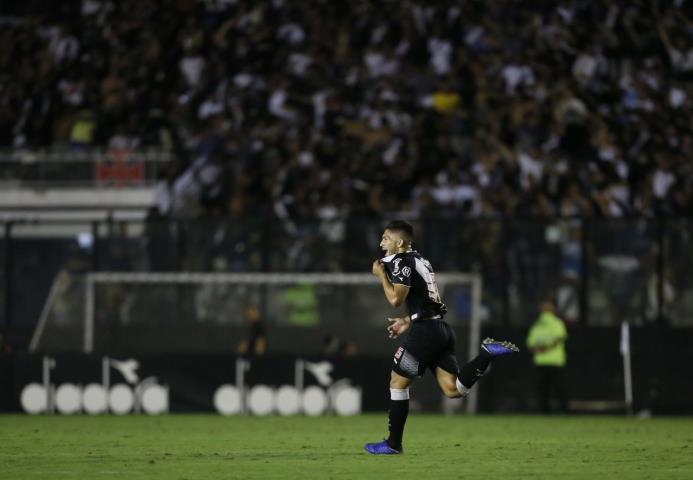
[1,414,692,479]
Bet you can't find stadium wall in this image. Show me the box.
[2,326,692,415]
[0,353,389,416]
[479,326,693,415]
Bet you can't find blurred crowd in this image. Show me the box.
[1,0,693,221]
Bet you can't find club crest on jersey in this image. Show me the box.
[392,258,403,276]
[401,266,411,277]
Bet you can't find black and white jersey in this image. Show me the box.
[381,250,447,320]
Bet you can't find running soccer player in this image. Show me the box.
[364,220,519,455]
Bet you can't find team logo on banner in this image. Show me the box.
[213,359,362,417]
[19,357,168,415]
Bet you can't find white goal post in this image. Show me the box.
[81,271,483,413]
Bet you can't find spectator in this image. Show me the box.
[236,305,267,356]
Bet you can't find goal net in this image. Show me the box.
[30,271,483,411]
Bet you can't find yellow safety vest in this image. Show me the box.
[526,312,567,367]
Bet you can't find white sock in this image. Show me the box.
[456,378,471,397]
[390,388,410,400]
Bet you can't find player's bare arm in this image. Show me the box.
[372,259,409,307]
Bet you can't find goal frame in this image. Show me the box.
[82,271,483,413]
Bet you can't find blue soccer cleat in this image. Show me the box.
[364,439,402,455]
[481,337,519,356]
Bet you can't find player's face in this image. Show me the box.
[380,229,401,255]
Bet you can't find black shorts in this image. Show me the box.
[392,319,459,379]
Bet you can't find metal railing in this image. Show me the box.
[0,148,174,187]
[2,216,692,333]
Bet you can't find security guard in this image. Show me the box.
[526,299,568,413]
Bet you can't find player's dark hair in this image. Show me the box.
[385,220,414,243]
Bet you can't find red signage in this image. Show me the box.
[95,148,144,187]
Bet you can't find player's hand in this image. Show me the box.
[372,259,386,278]
[387,317,410,339]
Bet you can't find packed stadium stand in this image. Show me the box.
[1,0,692,218]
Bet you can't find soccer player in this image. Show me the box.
[364,220,519,455]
